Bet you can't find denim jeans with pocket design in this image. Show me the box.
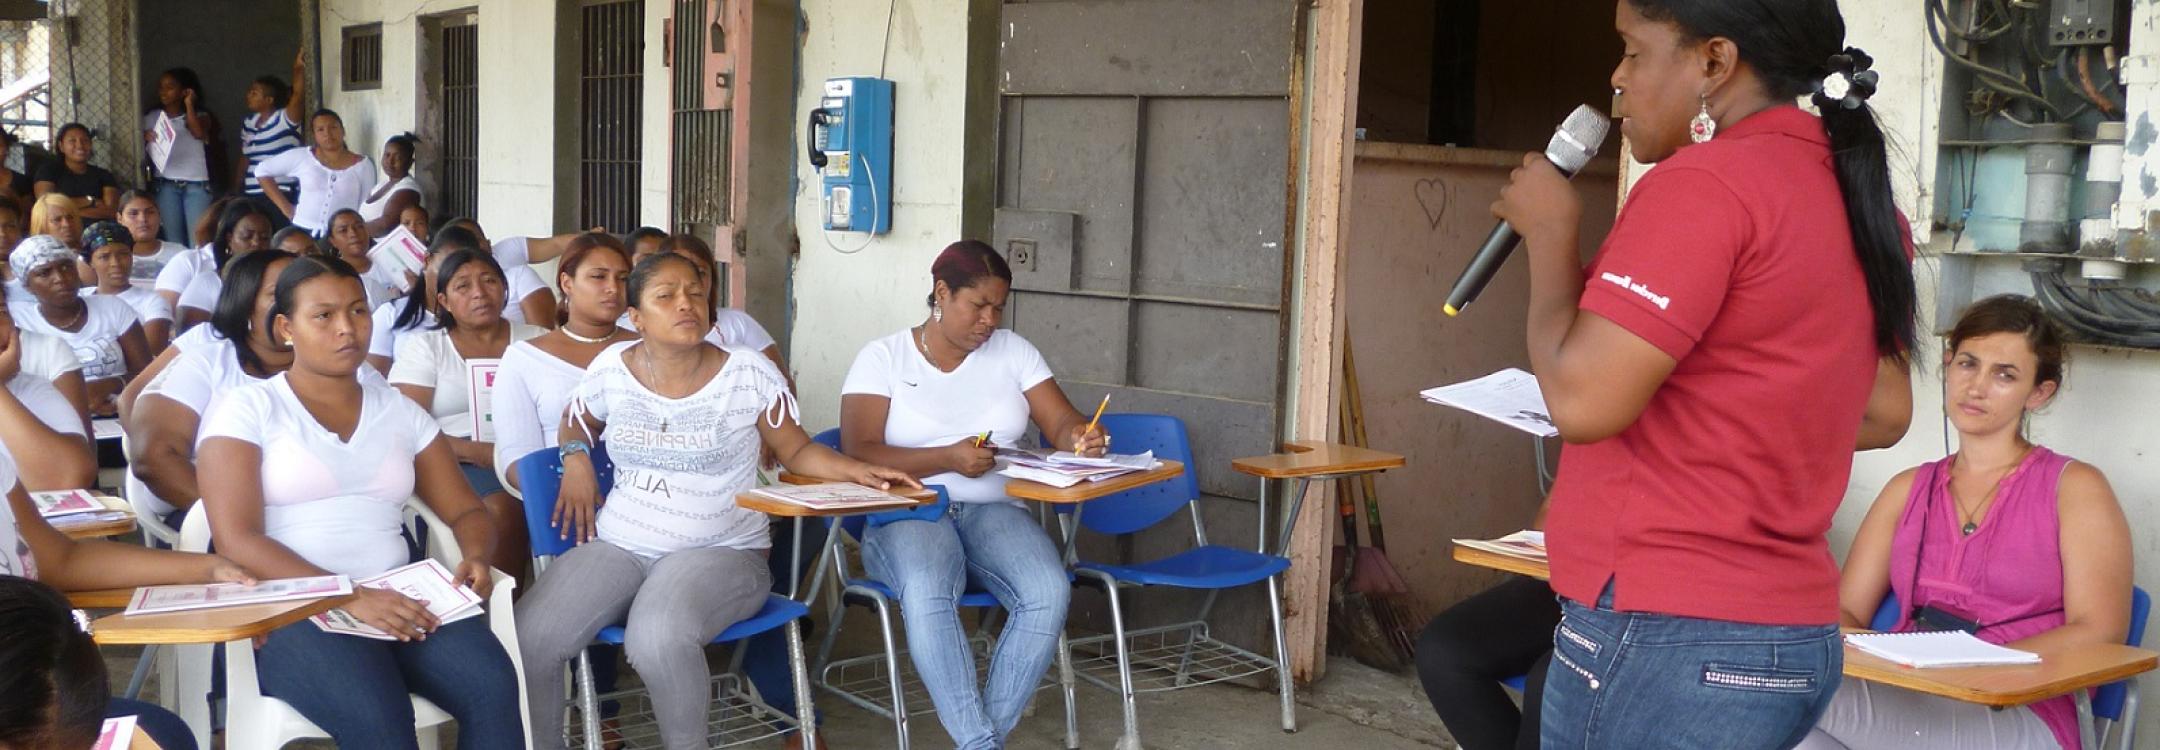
[1540,585,1841,750]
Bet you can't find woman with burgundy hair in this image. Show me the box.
[836,239,1109,749]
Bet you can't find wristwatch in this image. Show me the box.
[559,439,592,461]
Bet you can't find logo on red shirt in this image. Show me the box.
[1599,271,1671,310]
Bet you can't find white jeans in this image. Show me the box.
[1794,679,2061,749]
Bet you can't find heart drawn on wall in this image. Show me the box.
[1415,178,1450,230]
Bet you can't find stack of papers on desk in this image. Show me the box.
[125,575,353,616]
[1452,530,1547,561]
[1419,368,1558,438]
[997,448,1162,488]
[312,560,483,640]
[1845,630,2041,668]
[745,482,922,511]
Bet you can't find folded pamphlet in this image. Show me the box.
[32,489,118,518]
[125,575,353,616]
[744,482,922,511]
[1844,630,2041,668]
[92,714,137,750]
[311,559,484,640]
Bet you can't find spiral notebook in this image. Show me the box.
[1844,630,2040,668]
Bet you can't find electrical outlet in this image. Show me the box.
[1008,239,1038,271]
[2050,0,2118,47]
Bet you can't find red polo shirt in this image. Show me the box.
[1545,105,1882,626]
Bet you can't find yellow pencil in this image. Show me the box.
[973,431,991,447]
[1083,394,1110,445]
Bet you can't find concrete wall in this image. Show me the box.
[786,0,993,431]
[317,0,585,240]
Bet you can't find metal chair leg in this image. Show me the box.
[872,596,910,750]
[124,644,157,700]
[786,619,819,750]
[577,650,603,750]
[1095,573,1142,750]
[1267,574,1297,733]
[1058,629,1080,750]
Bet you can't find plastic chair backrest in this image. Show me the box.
[1869,592,1901,632]
[515,444,615,559]
[2093,585,2150,720]
[1063,413,1200,536]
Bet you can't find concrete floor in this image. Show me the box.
[104,641,1453,749]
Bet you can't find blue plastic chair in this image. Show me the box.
[803,429,1079,750]
[1873,588,2147,750]
[517,446,814,749]
[1048,414,1295,750]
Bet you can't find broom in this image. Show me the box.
[1341,333,1420,660]
[1328,365,1404,672]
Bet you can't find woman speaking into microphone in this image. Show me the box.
[1491,1,1917,746]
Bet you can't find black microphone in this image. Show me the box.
[1443,105,1613,317]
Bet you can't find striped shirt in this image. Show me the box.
[241,110,302,196]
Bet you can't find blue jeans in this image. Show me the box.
[257,615,523,749]
[743,516,825,730]
[863,501,1069,750]
[153,179,213,245]
[1540,583,1841,749]
[107,697,198,750]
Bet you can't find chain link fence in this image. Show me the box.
[1,0,141,188]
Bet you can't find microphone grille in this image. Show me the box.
[1545,105,1613,174]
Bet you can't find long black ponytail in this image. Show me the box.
[1630,0,1918,361]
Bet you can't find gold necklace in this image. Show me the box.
[1951,446,2032,535]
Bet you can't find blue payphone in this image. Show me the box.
[808,76,894,235]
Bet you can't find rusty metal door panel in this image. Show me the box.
[995,0,1295,503]
[1000,0,1294,97]
[1133,97,1288,306]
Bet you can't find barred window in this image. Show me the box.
[342,23,382,91]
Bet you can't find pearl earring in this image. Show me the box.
[933,305,943,323]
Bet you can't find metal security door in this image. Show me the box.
[995,0,1296,501]
[667,0,745,306]
[439,18,479,221]
[579,0,644,232]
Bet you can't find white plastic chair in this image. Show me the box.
[179,498,531,750]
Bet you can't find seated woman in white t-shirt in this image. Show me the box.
[128,250,323,521]
[197,254,521,748]
[518,251,914,750]
[0,314,94,490]
[389,248,544,573]
[114,190,191,291]
[172,201,274,332]
[8,235,148,418]
[492,233,636,491]
[359,133,422,238]
[631,233,790,379]
[81,221,174,353]
[438,217,574,328]
[324,208,401,309]
[838,239,1109,749]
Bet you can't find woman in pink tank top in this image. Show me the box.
[1797,295,2133,750]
